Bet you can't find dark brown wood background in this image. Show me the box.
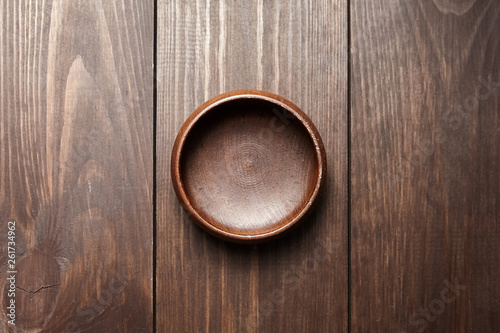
[157,0,347,332]
[351,1,500,332]
[0,0,153,332]
[1,0,499,332]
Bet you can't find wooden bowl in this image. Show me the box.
[171,90,326,243]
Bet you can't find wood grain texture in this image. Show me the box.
[5,1,498,332]
[157,0,347,331]
[351,0,500,332]
[0,0,153,332]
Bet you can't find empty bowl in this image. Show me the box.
[171,90,326,243]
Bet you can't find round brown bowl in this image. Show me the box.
[171,90,326,243]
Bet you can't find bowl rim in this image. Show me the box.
[171,89,327,243]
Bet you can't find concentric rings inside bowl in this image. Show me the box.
[176,95,322,239]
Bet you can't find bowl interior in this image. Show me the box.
[180,97,319,236]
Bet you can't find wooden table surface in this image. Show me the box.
[1,0,498,332]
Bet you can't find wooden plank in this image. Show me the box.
[157,0,347,331]
[0,0,153,331]
[351,1,500,332]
